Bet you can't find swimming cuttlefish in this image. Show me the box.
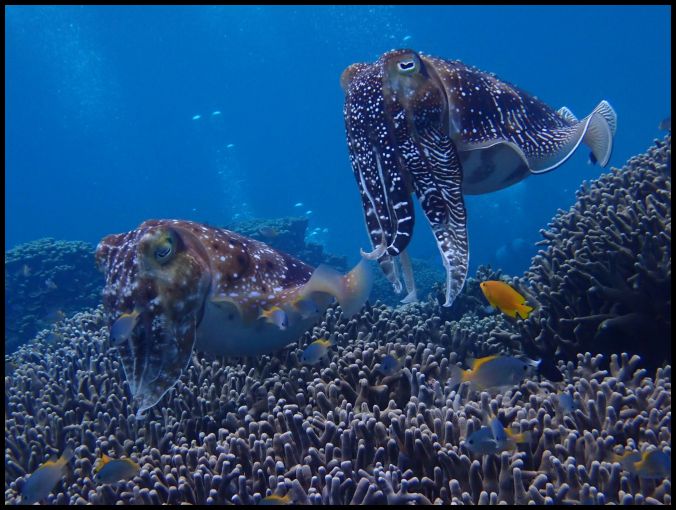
[96,219,372,416]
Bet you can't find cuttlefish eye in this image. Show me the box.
[154,235,174,263]
[397,58,419,74]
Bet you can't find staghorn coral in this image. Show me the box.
[4,238,104,354]
[4,301,671,505]
[492,135,671,371]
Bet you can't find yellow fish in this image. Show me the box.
[93,453,140,484]
[450,354,540,392]
[110,309,141,346]
[21,446,74,504]
[479,280,533,319]
[613,449,671,479]
[301,338,334,365]
[258,306,289,330]
[258,493,292,505]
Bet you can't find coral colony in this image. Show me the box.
[4,136,671,504]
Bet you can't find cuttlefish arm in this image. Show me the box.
[97,222,211,417]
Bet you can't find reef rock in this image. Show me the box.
[225,216,347,270]
[4,238,104,353]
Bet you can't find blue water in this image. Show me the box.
[5,5,671,276]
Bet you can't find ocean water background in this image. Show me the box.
[5,5,671,277]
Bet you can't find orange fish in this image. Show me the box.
[479,280,533,319]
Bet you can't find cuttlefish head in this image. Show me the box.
[96,221,212,417]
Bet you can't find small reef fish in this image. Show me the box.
[226,143,235,148]
[305,210,313,215]
[556,392,577,416]
[93,454,140,484]
[450,354,540,392]
[465,426,499,455]
[21,264,31,277]
[258,494,293,505]
[614,449,671,480]
[212,110,222,116]
[479,280,534,319]
[376,354,403,376]
[403,35,412,42]
[96,219,373,416]
[258,226,279,238]
[489,414,531,450]
[291,296,321,319]
[45,278,58,290]
[294,202,304,207]
[110,309,141,346]
[301,338,334,365]
[44,331,63,345]
[44,309,66,324]
[21,446,74,504]
[192,114,201,120]
[659,116,671,131]
[259,306,288,330]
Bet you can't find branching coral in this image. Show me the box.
[4,303,671,504]
[492,135,671,371]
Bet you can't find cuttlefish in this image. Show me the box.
[96,219,372,416]
[342,49,617,307]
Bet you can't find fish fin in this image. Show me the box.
[468,355,500,371]
[528,100,617,173]
[506,429,532,444]
[94,453,110,473]
[515,303,534,319]
[449,364,470,389]
[581,100,617,167]
[557,106,578,123]
[302,258,373,318]
[56,446,74,468]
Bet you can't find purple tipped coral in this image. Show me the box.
[4,300,671,504]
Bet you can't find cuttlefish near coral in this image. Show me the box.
[96,219,372,416]
[342,49,617,306]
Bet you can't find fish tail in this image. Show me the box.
[449,364,469,390]
[515,303,534,319]
[58,445,75,467]
[582,100,617,167]
[303,258,373,318]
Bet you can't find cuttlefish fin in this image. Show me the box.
[530,100,617,173]
[301,258,373,318]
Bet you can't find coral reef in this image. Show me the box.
[225,216,347,271]
[370,256,446,308]
[4,238,104,354]
[491,135,671,371]
[5,301,671,505]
